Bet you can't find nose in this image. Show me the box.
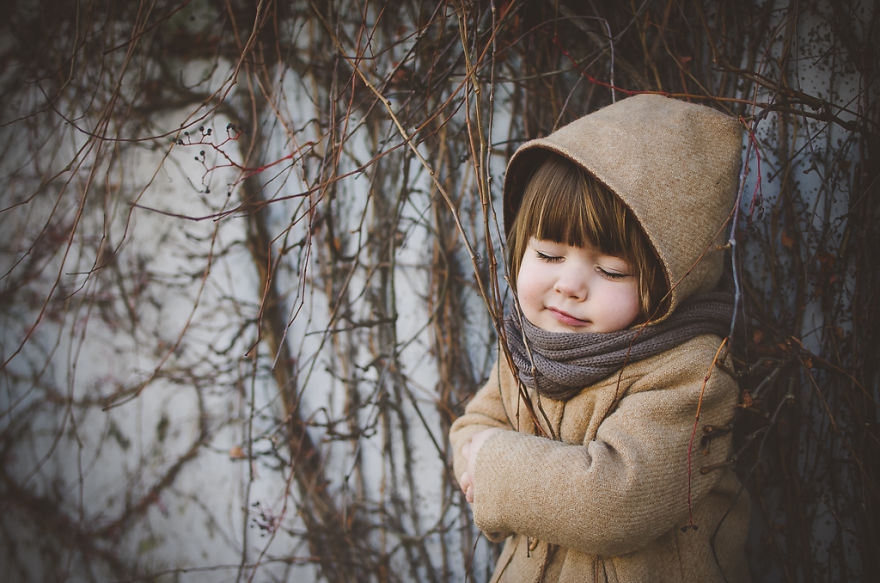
[554,265,588,299]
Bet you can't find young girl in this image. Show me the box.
[450,94,750,582]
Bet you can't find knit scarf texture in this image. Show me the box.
[505,291,734,401]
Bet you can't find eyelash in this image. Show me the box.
[536,251,630,279]
[599,268,628,280]
[536,251,563,263]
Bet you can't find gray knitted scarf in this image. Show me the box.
[505,291,734,401]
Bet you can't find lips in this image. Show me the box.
[547,307,590,327]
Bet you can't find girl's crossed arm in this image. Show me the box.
[450,338,738,556]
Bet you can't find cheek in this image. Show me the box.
[515,262,544,308]
[515,257,531,292]
[615,285,642,326]
[515,268,533,301]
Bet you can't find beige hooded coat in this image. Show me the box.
[449,95,750,582]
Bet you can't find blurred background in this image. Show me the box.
[0,1,877,581]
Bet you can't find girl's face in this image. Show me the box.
[516,237,641,334]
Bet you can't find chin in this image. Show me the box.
[545,321,593,334]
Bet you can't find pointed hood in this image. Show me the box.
[503,94,743,320]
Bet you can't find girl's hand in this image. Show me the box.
[458,428,500,503]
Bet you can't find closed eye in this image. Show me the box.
[537,251,563,263]
[597,266,630,280]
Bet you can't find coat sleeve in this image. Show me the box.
[449,358,518,481]
[467,336,739,556]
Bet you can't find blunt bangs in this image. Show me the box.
[514,156,628,259]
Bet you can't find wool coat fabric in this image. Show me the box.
[449,95,750,582]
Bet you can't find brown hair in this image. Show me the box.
[506,155,668,321]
